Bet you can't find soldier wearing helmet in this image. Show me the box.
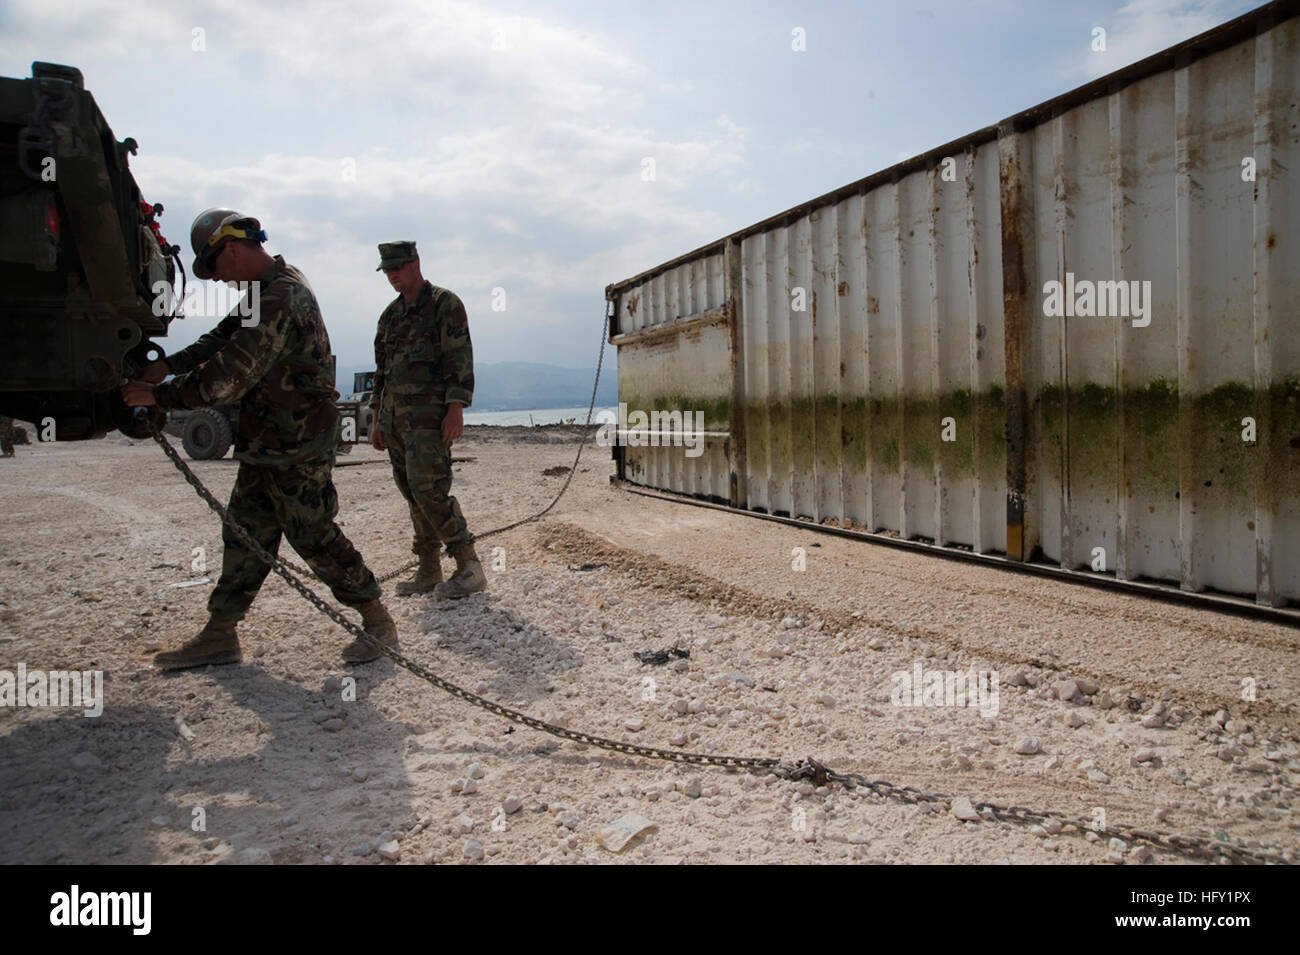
[371,240,486,599]
[121,208,398,669]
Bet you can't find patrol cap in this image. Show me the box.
[377,240,418,271]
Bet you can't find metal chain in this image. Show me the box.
[815,767,1288,865]
[143,305,1287,866]
[467,305,610,540]
[293,305,613,585]
[150,416,773,781]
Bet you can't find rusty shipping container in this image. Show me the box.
[605,1,1300,607]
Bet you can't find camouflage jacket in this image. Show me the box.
[155,255,339,464]
[372,281,474,413]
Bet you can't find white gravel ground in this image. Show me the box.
[0,427,1296,864]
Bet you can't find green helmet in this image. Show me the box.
[190,208,265,279]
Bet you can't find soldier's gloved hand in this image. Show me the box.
[441,403,464,443]
[370,424,386,451]
[139,360,170,384]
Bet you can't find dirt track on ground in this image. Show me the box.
[0,427,1296,864]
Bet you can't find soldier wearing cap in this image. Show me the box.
[371,240,486,598]
[120,208,399,669]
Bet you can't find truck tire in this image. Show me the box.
[182,408,233,460]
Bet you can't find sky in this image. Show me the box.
[0,0,1262,372]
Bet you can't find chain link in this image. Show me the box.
[143,304,1288,866]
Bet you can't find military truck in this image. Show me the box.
[167,405,239,460]
[2,63,372,464]
[341,370,375,438]
[0,62,182,441]
[167,369,376,461]
[165,368,377,460]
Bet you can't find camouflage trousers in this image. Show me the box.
[0,417,15,457]
[381,402,473,559]
[209,454,381,622]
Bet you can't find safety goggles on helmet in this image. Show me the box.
[198,220,267,273]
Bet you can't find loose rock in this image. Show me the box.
[1217,744,1245,762]
[950,796,980,821]
[596,813,657,852]
[1014,737,1040,755]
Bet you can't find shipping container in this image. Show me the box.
[605,0,1300,608]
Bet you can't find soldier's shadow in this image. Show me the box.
[407,599,583,704]
[0,702,175,864]
[0,664,413,864]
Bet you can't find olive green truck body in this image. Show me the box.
[0,62,180,441]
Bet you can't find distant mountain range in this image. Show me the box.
[336,360,617,412]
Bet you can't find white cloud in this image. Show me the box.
[132,117,744,254]
[1078,0,1241,78]
[1,0,645,116]
[1,0,753,366]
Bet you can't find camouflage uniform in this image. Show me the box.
[0,416,30,455]
[372,247,476,563]
[155,255,381,622]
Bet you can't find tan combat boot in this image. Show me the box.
[394,554,443,596]
[342,600,399,663]
[154,616,241,671]
[433,543,487,599]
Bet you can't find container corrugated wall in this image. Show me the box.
[613,252,732,501]
[606,2,1300,606]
